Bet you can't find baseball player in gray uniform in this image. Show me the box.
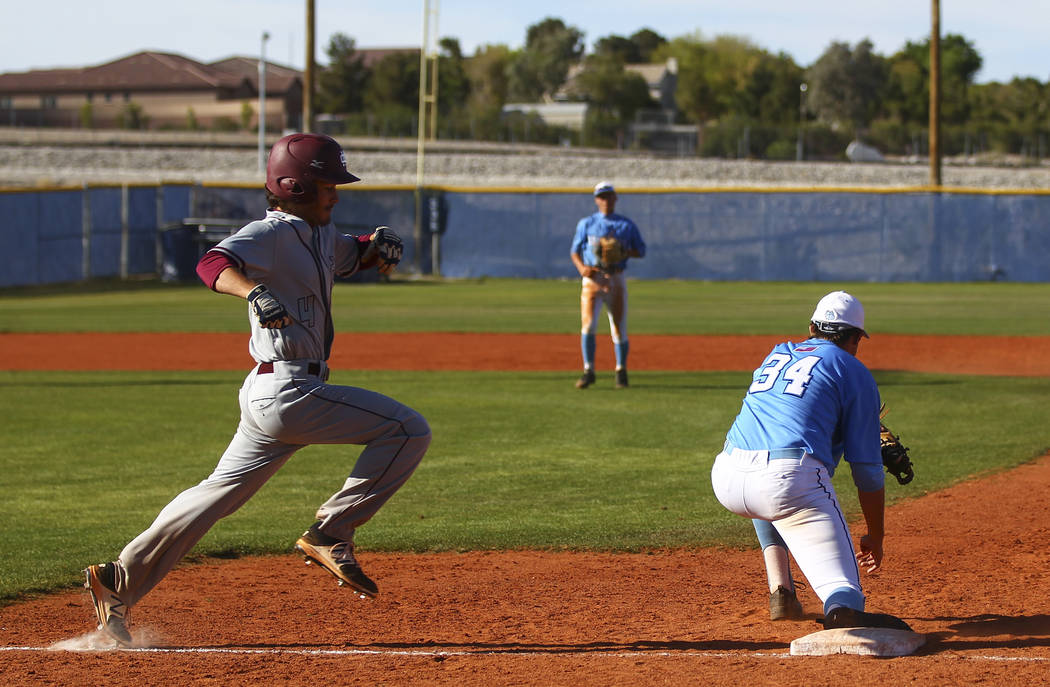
[84,133,432,647]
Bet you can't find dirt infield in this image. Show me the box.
[1,332,1048,685]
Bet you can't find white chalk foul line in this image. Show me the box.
[1,645,1049,662]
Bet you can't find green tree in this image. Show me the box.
[884,33,982,126]
[366,51,421,111]
[437,37,471,118]
[116,101,148,130]
[668,33,800,124]
[593,35,642,63]
[466,44,511,109]
[79,102,94,129]
[506,17,584,100]
[240,101,254,131]
[575,54,655,117]
[629,28,668,62]
[318,32,370,114]
[806,39,888,130]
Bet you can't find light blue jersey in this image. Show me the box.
[726,338,884,491]
[570,212,646,271]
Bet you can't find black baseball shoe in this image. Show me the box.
[821,606,912,632]
[295,522,378,599]
[615,368,629,389]
[575,369,596,389]
[84,562,132,647]
[769,585,804,621]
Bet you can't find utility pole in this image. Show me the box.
[302,0,315,132]
[796,82,807,161]
[929,0,942,186]
[258,31,270,173]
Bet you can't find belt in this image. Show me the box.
[257,361,324,377]
[725,440,807,461]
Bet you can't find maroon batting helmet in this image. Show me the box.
[265,133,360,201]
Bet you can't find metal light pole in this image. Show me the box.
[303,0,315,133]
[796,82,808,161]
[258,31,270,173]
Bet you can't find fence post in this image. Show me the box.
[120,184,130,279]
[155,185,165,278]
[81,183,92,280]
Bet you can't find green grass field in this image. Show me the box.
[2,279,1049,602]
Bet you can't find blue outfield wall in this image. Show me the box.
[439,189,1050,282]
[2,183,1049,287]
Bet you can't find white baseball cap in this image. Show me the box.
[810,291,868,337]
[593,180,616,196]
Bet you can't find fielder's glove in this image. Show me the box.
[247,284,290,329]
[879,405,914,485]
[597,236,629,269]
[364,226,403,275]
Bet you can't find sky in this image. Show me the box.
[2,1,1047,84]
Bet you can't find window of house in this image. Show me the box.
[105,93,112,102]
[86,92,94,102]
[123,92,130,101]
[0,97,11,109]
[41,96,57,109]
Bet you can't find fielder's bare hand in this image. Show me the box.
[856,533,884,573]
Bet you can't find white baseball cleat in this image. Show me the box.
[294,523,378,599]
[84,562,132,647]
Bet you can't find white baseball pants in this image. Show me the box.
[710,445,864,608]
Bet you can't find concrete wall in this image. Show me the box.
[3,184,1048,287]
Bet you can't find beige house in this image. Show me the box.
[0,51,302,131]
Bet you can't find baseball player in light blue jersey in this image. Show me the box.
[711,291,911,631]
[570,181,646,389]
[84,134,431,647]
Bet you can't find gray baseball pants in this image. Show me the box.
[110,360,430,607]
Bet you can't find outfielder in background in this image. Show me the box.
[710,291,911,631]
[84,133,432,647]
[569,181,646,389]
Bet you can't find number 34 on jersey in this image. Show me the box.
[748,352,822,398]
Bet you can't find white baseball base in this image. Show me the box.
[790,628,926,657]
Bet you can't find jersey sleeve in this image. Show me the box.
[570,217,590,256]
[627,219,646,257]
[211,220,278,280]
[332,232,362,277]
[841,359,884,490]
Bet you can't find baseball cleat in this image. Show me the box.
[821,606,912,632]
[294,523,378,599]
[84,562,132,647]
[769,585,804,621]
[615,368,629,389]
[575,369,596,389]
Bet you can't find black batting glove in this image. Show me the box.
[247,284,290,329]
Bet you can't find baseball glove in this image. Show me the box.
[879,405,914,485]
[597,236,628,269]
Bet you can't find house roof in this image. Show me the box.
[356,47,420,69]
[209,56,302,93]
[0,50,301,95]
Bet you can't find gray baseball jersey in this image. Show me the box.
[212,209,358,362]
[109,209,431,609]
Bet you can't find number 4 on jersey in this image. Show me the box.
[748,354,821,397]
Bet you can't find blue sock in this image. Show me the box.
[614,340,629,369]
[582,333,596,370]
[824,587,865,615]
